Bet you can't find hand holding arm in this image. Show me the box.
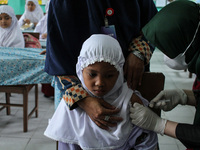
[125,35,153,90]
[77,97,123,130]
[130,103,167,135]
[57,76,123,130]
[124,53,144,90]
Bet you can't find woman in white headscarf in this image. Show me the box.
[0,5,24,48]
[34,0,50,39]
[44,34,158,150]
[18,0,44,28]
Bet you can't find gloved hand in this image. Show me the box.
[149,89,187,111]
[130,103,167,135]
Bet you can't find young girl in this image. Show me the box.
[0,5,24,48]
[44,34,158,150]
[34,0,49,40]
[18,0,44,28]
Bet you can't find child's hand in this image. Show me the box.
[41,33,47,39]
[34,22,37,27]
[23,19,30,24]
[40,50,46,55]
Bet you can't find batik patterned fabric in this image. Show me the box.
[55,76,89,110]
[0,47,52,85]
[128,35,152,65]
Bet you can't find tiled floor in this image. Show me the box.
[0,48,196,150]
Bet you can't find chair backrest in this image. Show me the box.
[25,32,40,39]
[16,15,21,20]
[136,72,165,116]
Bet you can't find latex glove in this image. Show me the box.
[130,103,167,135]
[149,89,187,111]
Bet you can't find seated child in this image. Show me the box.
[34,0,50,40]
[44,34,158,150]
[0,5,25,48]
[18,0,44,29]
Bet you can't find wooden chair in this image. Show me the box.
[23,32,40,40]
[0,31,41,132]
[136,72,165,150]
[56,72,165,149]
[0,84,38,132]
[137,72,165,116]
[26,32,40,39]
[16,15,21,20]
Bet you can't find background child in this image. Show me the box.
[0,5,24,48]
[44,34,158,150]
[34,0,49,40]
[18,0,44,28]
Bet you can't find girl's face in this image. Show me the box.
[82,62,119,97]
[0,13,12,28]
[27,1,36,12]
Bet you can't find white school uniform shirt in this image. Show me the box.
[34,1,49,39]
[0,6,25,48]
[44,34,157,150]
[18,0,44,27]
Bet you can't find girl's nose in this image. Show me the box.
[1,19,6,23]
[95,76,105,87]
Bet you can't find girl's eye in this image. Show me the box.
[89,73,96,77]
[106,74,114,78]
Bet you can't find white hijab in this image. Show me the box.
[34,0,50,39]
[0,6,25,48]
[44,34,154,149]
[19,0,44,26]
[76,34,125,101]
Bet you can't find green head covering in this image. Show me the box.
[142,1,200,79]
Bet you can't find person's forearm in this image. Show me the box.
[128,35,153,65]
[56,76,89,110]
[176,123,200,148]
[164,120,178,138]
[183,89,196,106]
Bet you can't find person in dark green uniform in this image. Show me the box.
[130,1,200,149]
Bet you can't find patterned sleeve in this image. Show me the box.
[55,76,89,110]
[128,34,155,65]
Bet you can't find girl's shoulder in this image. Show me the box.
[130,91,149,107]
